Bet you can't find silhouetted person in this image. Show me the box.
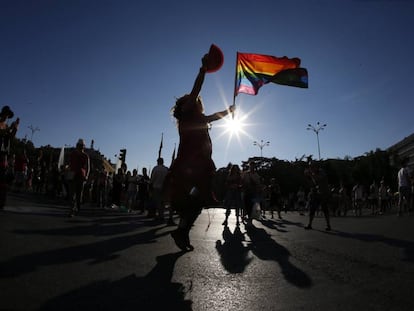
[138,167,150,215]
[296,186,306,215]
[304,161,331,231]
[112,168,125,207]
[0,106,19,209]
[68,139,90,217]
[13,149,28,192]
[368,180,379,215]
[242,161,262,226]
[126,169,139,212]
[378,179,388,215]
[96,166,109,208]
[269,178,282,219]
[150,157,171,222]
[165,51,235,251]
[397,157,412,216]
[222,164,243,226]
[352,182,364,216]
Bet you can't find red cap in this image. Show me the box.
[205,44,224,73]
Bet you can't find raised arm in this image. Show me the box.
[9,118,19,137]
[205,104,236,123]
[189,55,208,98]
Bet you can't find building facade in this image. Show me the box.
[388,133,414,170]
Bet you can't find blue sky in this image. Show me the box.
[1,0,413,171]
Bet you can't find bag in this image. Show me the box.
[250,202,262,220]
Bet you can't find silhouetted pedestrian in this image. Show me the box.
[296,186,306,215]
[242,161,262,226]
[150,157,171,222]
[378,179,388,214]
[0,106,19,209]
[269,178,282,219]
[68,139,90,217]
[397,158,411,216]
[112,167,125,207]
[222,164,243,226]
[368,180,379,215]
[13,149,28,192]
[352,182,364,216]
[138,167,150,215]
[96,166,109,208]
[126,169,139,212]
[304,161,331,231]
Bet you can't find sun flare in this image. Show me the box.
[216,108,253,143]
[224,116,244,135]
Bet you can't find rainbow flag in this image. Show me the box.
[235,52,308,96]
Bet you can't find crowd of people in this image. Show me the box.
[60,152,176,223]
[6,147,411,222]
[2,136,176,223]
[2,117,412,222]
[219,158,412,233]
[2,114,412,225]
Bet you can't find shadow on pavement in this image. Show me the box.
[215,224,253,273]
[325,230,414,262]
[0,226,174,278]
[38,251,192,311]
[260,217,305,232]
[246,225,313,288]
[12,215,152,237]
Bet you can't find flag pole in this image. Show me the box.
[158,132,163,159]
[232,52,239,119]
[170,143,176,167]
[232,89,236,119]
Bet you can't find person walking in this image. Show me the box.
[296,186,306,216]
[165,50,235,251]
[138,167,150,215]
[13,149,28,192]
[352,182,364,216]
[242,161,262,226]
[397,158,412,216]
[378,179,388,215]
[368,180,379,215]
[96,166,109,208]
[0,106,19,210]
[112,167,125,208]
[338,182,349,216]
[68,139,90,217]
[126,169,139,212]
[222,164,243,226]
[304,161,332,231]
[269,178,282,219]
[150,157,172,223]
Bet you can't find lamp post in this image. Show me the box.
[307,122,327,160]
[253,139,270,158]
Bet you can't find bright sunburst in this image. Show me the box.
[215,107,254,143]
[224,115,245,135]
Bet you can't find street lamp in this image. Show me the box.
[307,122,327,160]
[253,139,270,158]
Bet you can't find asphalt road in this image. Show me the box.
[1,193,413,311]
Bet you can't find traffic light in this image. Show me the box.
[119,149,127,163]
